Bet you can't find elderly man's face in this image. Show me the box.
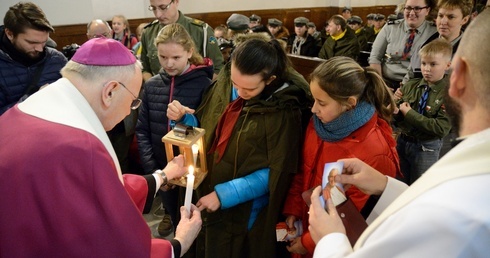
[105,68,143,131]
[87,22,112,39]
[328,169,339,186]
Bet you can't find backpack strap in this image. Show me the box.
[18,62,46,102]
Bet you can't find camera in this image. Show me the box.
[62,43,80,60]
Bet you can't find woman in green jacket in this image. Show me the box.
[167,35,312,258]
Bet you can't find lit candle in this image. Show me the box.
[184,165,195,213]
[192,144,199,167]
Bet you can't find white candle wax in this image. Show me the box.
[184,165,195,213]
[192,144,199,167]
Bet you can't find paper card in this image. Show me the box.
[276,220,303,242]
[320,162,346,209]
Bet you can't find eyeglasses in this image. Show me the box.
[118,82,142,110]
[90,32,111,39]
[148,0,174,12]
[404,6,429,13]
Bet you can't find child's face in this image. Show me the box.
[294,24,307,37]
[348,23,361,31]
[214,30,225,39]
[268,25,280,35]
[310,80,346,123]
[112,17,125,35]
[221,47,232,63]
[421,53,451,83]
[157,42,192,77]
[373,19,385,30]
[307,27,316,35]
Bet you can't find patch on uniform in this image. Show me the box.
[191,19,205,26]
[209,36,217,44]
[435,99,440,105]
[387,19,402,25]
[425,105,431,112]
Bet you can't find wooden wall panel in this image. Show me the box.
[50,5,396,51]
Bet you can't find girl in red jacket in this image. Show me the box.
[282,56,400,257]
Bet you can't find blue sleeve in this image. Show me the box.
[214,168,270,209]
[170,113,199,128]
[231,87,239,101]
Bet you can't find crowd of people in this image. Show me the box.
[1,0,490,257]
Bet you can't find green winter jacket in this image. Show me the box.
[192,62,312,258]
[318,26,360,60]
[394,76,452,140]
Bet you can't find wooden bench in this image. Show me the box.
[288,54,325,82]
[50,5,396,51]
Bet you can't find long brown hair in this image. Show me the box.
[310,56,395,122]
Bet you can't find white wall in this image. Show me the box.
[0,0,403,26]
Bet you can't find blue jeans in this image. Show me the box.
[396,137,442,185]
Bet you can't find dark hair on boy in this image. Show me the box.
[4,2,54,36]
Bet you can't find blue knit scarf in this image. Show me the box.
[313,101,375,142]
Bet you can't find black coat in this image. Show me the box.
[287,33,321,57]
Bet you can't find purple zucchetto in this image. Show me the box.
[71,38,136,66]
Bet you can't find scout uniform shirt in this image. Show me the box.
[369,19,436,82]
[393,76,452,141]
[140,11,223,76]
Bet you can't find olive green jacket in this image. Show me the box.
[355,27,370,51]
[192,62,312,258]
[394,76,452,140]
[318,26,360,60]
[140,11,223,76]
